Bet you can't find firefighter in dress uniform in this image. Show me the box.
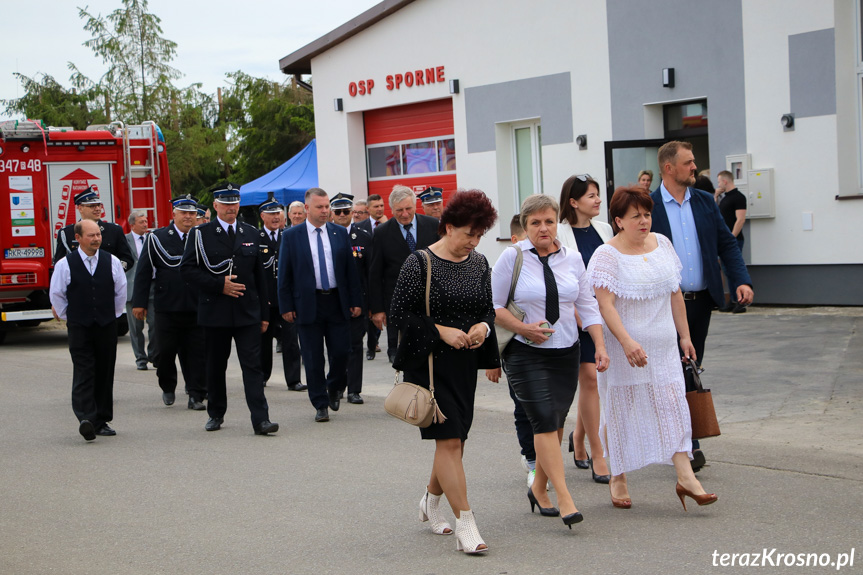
[132,195,208,410]
[179,184,279,436]
[54,187,135,272]
[330,193,372,405]
[258,193,305,391]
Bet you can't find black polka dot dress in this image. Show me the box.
[390,249,498,440]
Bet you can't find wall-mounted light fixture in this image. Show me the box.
[334,98,344,112]
[662,68,675,88]
[449,79,460,94]
[576,134,588,150]
[781,113,795,131]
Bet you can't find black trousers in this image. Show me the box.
[366,317,380,352]
[155,311,206,401]
[507,362,536,460]
[297,292,350,410]
[204,324,270,426]
[67,321,117,426]
[344,314,366,394]
[683,291,714,366]
[261,306,302,385]
[385,322,399,360]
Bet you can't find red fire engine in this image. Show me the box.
[0,119,173,343]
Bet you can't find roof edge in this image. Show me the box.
[279,0,417,75]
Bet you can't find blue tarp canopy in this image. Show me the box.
[239,139,318,207]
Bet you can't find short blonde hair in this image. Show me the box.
[519,194,559,231]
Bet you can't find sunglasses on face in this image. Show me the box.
[332,209,351,216]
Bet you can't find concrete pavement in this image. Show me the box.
[0,307,860,574]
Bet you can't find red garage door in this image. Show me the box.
[364,99,457,215]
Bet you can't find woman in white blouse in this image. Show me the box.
[489,194,609,530]
[557,175,614,483]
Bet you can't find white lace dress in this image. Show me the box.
[587,233,692,476]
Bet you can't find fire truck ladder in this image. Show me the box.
[122,121,161,229]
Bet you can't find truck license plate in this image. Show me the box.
[4,247,45,259]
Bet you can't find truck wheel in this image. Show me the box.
[117,315,130,337]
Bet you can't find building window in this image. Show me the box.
[367,137,456,181]
[513,122,543,206]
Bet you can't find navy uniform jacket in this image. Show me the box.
[368,214,439,315]
[346,223,373,313]
[277,222,363,325]
[650,187,753,308]
[180,220,268,328]
[55,219,135,271]
[132,223,198,313]
[259,228,282,310]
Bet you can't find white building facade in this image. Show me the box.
[279,0,863,305]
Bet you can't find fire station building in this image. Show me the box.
[278,0,863,305]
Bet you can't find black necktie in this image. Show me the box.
[139,235,144,245]
[228,225,235,243]
[531,249,559,325]
[181,233,186,245]
[271,232,276,243]
[404,223,416,251]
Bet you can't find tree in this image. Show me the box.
[1,73,108,129]
[70,0,181,123]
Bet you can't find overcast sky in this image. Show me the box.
[1,0,380,112]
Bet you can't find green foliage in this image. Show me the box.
[1,73,108,129]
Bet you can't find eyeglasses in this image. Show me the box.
[353,210,368,216]
[332,209,351,215]
[575,174,592,182]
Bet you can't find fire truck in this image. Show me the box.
[0,119,174,343]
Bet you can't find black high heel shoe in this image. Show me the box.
[527,487,560,517]
[562,511,584,529]
[568,431,591,469]
[590,459,610,484]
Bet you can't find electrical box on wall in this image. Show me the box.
[747,168,775,219]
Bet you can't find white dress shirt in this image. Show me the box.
[132,232,146,257]
[49,249,128,320]
[305,220,338,290]
[216,217,237,235]
[491,238,602,349]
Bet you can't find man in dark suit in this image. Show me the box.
[278,188,363,423]
[133,195,207,410]
[650,140,754,470]
[330,192,373,404]
[49,219,127,440]
[54,187,135,272]
[125,210,157,370]
[180,184,279,436]
[257,193,305,391]
[369,185,440,362]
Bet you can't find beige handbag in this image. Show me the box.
[496,247,525,355]
[384,251,446,428]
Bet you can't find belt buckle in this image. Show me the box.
[683,291,696,301]
[319,289,331,295]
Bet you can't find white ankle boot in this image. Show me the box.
[419,490,452,535]
[454,509,488,554]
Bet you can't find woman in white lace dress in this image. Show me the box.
[587,187,717,511]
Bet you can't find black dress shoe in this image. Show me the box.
[205,417,223,431]
[347,393,364,404]
[567,431,591,469]
[366,350,375,360]
[287,382,308,391]
[136,363,148,370]
[79,419,96,441]
[327,388,340,411]
[732,303,747,314]
[387,352,396,364]
[315,407,329,422]
[591,460,610,484]
[96,423,116,436]
[188,397,206,411]
[254,420,279,435]
[691,449,706,472]
[162,392,175,406]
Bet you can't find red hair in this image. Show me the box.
[438,189,498,235]
[608,186,654,233]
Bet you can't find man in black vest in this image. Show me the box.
[49,219,128,441]
[54,187,135,272]
[180,184,279,436]
[257,193,304,391]
[133,195,207,410]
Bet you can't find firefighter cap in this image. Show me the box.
[196,207,207,218]
[418,187,443,204]
[212,183,241,204]
[330,192,354,210]
[74,187,102,206]
[258,192,284,214]
[172,194,199,212]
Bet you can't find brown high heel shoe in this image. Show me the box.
[675,482,717,511]
[609,477,632,509]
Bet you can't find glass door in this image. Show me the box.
[603,138,667,210]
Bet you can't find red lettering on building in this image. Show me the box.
[354,66,446,93]
[436,66,445,83]
[405,72,414,87]
[349,82,358,97]
[386,75,394,90]
[394,73,403,89]
[367,78,375,93]
[415,71,425,86]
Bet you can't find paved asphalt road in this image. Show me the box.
[1,307,860,575]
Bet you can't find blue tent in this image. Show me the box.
[239,139,318,207]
